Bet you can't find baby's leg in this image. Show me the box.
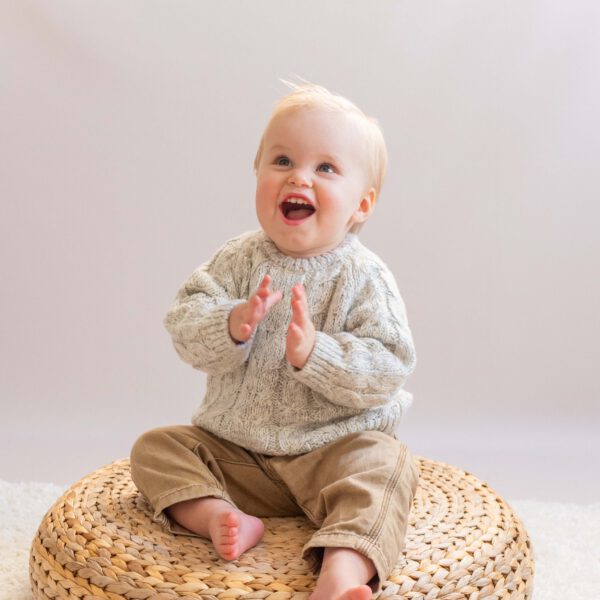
[166,496,264,561]
[268,430,419,598]
[130,425,302,561]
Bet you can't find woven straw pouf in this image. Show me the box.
[30,457,534,599]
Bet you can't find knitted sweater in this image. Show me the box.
[164,229,417,455]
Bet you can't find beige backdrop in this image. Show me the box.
[1,1,599,501]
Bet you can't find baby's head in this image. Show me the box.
[254,81,388,258]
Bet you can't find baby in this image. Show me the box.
[131,82,419,600]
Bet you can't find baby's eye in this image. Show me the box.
[317,163,336,173]
[274,155,291,166]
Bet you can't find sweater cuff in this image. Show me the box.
[203,300,253,362]
[288,331,345,388]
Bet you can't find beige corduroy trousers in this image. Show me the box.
[130,425,419,591]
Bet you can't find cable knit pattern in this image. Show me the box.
[164,230,416,455]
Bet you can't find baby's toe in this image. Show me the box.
[224,512,241,527]
[220,543,238,559]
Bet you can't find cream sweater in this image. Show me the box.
[164,230,416,455]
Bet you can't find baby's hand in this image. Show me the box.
[286,283,316,369]
[229,275,282,343]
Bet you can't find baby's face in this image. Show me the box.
[255,108,375,258]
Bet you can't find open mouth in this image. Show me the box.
[279,199,316,221]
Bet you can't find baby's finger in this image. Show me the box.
[247,295,264,324]
[290,298,302,321]
[264,289,282,312]
[239,323,252,338]
[250,288,281,326]
[291,298,310,329]
[255,276,275,301]
[293,284,310,312]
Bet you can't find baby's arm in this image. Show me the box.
[164,236,274,375]
[288,267,416,410]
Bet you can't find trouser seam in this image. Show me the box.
[295,500,320,524]
[307,531,373,543]
[192,440,256,468]
[360,443,408,556]
[214,457,264,468]
[193,441,300,513]
[194,442,288,497]
[259,455,300,509]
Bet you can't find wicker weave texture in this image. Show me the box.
[29,457,533,599]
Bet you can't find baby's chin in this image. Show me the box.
[266,231,346,259]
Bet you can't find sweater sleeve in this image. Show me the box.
[288,263,416,409]
[163,235,254,375]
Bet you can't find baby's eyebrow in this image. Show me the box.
[267,144,344,167]
[269,144,342,164]
[319,154,342,164]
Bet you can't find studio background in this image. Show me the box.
[1,1,598,502]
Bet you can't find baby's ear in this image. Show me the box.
[355,188,376,222]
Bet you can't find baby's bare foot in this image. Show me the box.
[309,547,375,600]
[338,586,373,600]
[207,509,265,560]
[166,497,264,561]
[310,584,372,600]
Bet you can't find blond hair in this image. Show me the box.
[254,80,388,233]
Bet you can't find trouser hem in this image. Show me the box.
[302,532,392,594]
[151,483,234,537]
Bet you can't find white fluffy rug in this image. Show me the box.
[1,480,599,600]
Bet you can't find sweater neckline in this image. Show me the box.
[259,230,359,271]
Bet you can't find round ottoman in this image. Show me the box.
[30,458,534,599]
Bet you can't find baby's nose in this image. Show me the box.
[288,168,312,187]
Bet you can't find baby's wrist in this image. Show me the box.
[228,305,246,344]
